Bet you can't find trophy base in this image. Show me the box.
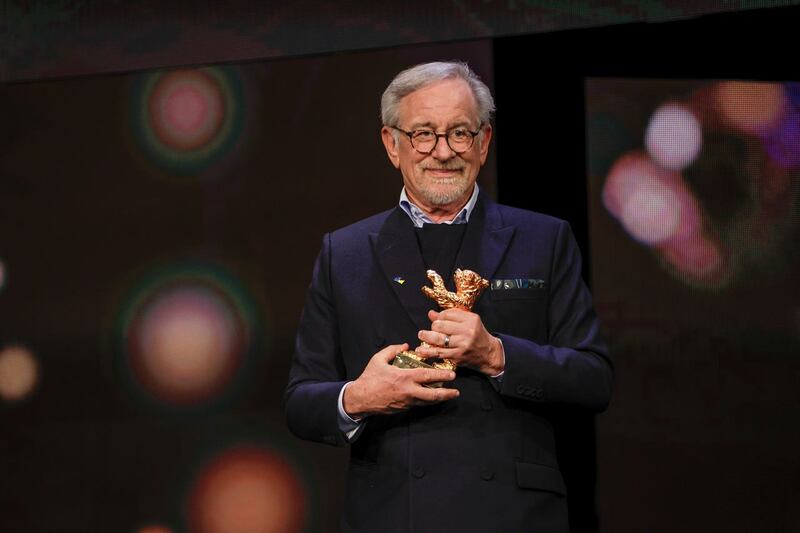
[391,351,443,388]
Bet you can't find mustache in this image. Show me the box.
[422,164,464,171]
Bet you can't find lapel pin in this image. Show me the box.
[393,276,405,285]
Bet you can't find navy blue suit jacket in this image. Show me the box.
[285,195,612,532]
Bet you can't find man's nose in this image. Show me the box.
[431,134,456,159]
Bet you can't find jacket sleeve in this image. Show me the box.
[497,221,613,412]
[284,233,350,446]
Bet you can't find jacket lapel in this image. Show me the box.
[370,207,432,332]
[370,196,516,331]
[454,195,516,284]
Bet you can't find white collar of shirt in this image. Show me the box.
[398,184,480,228]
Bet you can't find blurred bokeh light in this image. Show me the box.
[129,286,242,405]
[136,525,174,533]
[186,445,306,533]
[129,67,244,175]
[602,151,657,219]
[645,103,703,170]
[599,79,799,289]
[0,345,39,402]
[119,265,256,406]
[604,151,707,248]
[620,178,680,245]
[763,105,800,169]
[150,70,224,151]
[603,150,733,287]
[659,233,728,287]
[716,81,785,135]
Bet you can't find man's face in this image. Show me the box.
[381,78,492,210]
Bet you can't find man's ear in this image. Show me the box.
[478,124,493,165]
[381,126,401,169]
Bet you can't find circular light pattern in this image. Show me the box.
[659,233,727,287]
[602,151,655,218]
[645,103,703,170]
[602,151,729,286]
[620,177,681,245]
[602,81,800,289]
[187,446,306,533]
[129,67,244,175]
[118,263,258,406]
[136,525,174,533]
[150,70,225,151]
[603,152,676,220]
[716,81,785,135]
[0,345,39,402]
[762,105,800,169]
[605,152,695,246]
[129,286,242,405]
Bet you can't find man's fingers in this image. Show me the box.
[414,344,457,359]
[417,330,436,346]
[414,385,460,403]
[428,319,457,334]
[417,329,456,347]
[376,343,409,363]
[434,308,469,321]
[409,368,456,384]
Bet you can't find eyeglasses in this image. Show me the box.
[391,125,481,154]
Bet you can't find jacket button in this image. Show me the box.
[375,336,385,347]
[480,400,492,411]
[412,467,426,479]
[480,469,495,481]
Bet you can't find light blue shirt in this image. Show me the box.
[398,183,481,228]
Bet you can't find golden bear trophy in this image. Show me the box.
[392,269,490,384]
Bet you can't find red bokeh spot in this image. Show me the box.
[149,70,225,151]
[187,446,306,533]
[137,525,174,533]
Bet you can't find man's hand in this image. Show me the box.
[415,309,504,376]
[342,343,459,418]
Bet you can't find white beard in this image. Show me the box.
[420,177,471,206]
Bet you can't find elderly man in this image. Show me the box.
[285,61,612,532]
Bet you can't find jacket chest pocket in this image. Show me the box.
[479,288,548,343]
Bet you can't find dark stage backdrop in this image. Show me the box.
[587,76,800,533]
[494,6,800,532]
[0,41,495,532]
[3,4,800,533]
[6,1,798,83]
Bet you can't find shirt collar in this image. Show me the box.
[399,184,480,228]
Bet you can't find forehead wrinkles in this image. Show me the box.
[407,119,474,130]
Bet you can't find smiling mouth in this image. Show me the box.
[425,168,463,176]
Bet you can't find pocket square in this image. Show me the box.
[491,278,546,290]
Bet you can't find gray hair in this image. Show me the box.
[380,61,495,128]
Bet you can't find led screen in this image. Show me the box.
[587,78,800,532]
